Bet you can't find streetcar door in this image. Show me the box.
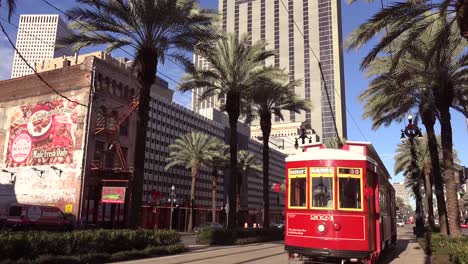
[309,167,336,247]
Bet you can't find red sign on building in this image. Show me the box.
[101,187,126,204]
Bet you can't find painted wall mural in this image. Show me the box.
[5,99,79,167]
[0,95,89,217]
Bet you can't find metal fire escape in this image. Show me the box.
[92,99,139,174]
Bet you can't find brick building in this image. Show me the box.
[0,52,286,230]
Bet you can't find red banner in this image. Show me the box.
[101,187,126,204]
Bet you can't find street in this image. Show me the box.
[116,242,289,264]
[116,225,433,264]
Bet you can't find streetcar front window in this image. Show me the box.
[289,178,307,207]
[311,176,333,208]
[339,177,362,209]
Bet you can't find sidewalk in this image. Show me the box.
[379,227,428,264]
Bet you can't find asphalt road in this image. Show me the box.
[116,226,465,264]
[115,242,291,264]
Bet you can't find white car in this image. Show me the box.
[397,220,405,227]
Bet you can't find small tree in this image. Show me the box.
[245,74,309,227]
[165,132,219,232]
[179,34,276,228]
[237,150,262,221]
[206,139,229,223]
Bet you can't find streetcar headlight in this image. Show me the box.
[317,224,325,232]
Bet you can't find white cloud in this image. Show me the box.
[0,35,14,80]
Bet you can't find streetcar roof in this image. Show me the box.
[285,148,368,162]
[285,141,392,179]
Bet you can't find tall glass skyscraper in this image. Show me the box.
[193,0,347,146]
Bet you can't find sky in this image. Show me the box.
[0,0,467,184]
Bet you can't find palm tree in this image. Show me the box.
[165,132,219,232]
[0,0,16,21]
[356,37,451,234]
[62,0,216,228]
[206,139,229,223]
[351,13,467,236]
[236,149,262,224]
[346,0,467,63]
[179,34,276,228]
[245,75,309,227]
[395,135,438,230]
[324,137,347,149]
[395,139,426,232]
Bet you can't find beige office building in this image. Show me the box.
[193,0,347,147]
[11,14,73,78]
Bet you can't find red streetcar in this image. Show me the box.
[285,142,396,264]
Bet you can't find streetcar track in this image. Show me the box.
[163,244,283,264]
[234,251,286,264]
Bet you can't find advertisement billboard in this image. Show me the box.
[101,187,126,204]
[0,96,88,217]
[5,99,79,167]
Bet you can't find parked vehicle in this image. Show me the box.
[0,217,5,229]
[397,220,405,227]
[194,222,223,233]
[4,204,73,231]
[271,221,284,229]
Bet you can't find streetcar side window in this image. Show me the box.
[338,178,362,209]
[289,178,307,207]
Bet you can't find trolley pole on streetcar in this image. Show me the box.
[400,114,424,237]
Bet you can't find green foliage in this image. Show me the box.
[165,132,222,172]
[2,244,186,264]
[0,229,180,261]
[237,150,262,175]
[196,227,284,245]
[420,233,468,264]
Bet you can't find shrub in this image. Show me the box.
[0,229,180,261]
[196,227,284,245]
[420,233,468,264]
[0,243,186,264]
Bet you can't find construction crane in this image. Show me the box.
[92,98,139,172]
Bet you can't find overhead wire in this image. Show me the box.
[29,0,297,148]
[41,0,299,146]
[0,16,134,111]
[277,0,369,142]
[0,18,87,107]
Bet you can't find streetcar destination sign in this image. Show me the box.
[290,168,306,175]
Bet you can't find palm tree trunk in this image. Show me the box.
[410,138,424,236]
[129,55,157,229]
[413,185,424,235]
[211,169,217,223]
[439,107,463,237]
[188,166,198,232]
[226,92,241,229]
[261,113,271,228]
[423,160,435,230]
[422,112,448,235]
[236,172,242,213]
[456,0,468,39]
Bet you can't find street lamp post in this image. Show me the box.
[400,114,424,237]
[294,129,320,150]
[168,185,176,230]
